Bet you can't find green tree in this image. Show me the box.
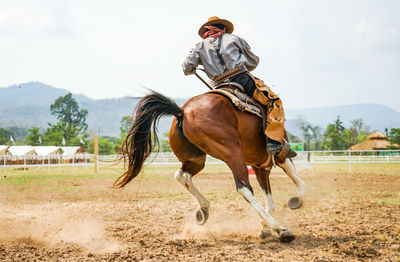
[386,128,400,148]
[48,93,88,144]
[42,129,64,146]
[98,138,114,155]
[69,135,89,150]
[322,116,347,150]
[26,127,42,146]
[88,137,114,155]
[286,131,301,143]
[113,116,133,153]
[6,126,28,141]
[297,118,322,150]
[0,128,12,145]
[348,118,370,146]
[120,116,133,135]
[309,126,322,150]
[160,131,172,152]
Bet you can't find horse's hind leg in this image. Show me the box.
[277,159,306,209]
[174,158,210,225]
[170,119,209,225]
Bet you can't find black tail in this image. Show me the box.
[112,90,182,188]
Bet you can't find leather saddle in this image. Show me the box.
[207,82,268,131]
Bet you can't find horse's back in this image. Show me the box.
[178,93,267,165]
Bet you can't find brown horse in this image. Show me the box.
[112,90,306,243]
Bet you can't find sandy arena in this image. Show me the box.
[0,163,399,261]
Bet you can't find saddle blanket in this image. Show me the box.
[207,88,263,118]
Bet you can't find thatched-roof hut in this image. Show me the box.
[349,132,395,150]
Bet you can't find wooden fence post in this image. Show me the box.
[94,136,98,174]
[3,155,6,176]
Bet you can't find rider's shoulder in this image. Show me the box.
[221,33,243,44]
[222,33,241,40]
[193,41,204,50]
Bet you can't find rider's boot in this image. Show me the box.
[267,138,297,159]
[266,138,283,155]
[250,75,297,159]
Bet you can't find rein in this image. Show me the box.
[194,68,213,90]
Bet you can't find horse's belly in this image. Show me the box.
[239,114,268,165]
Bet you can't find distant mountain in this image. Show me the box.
[0,82,185,137]
[0,82,399,138]
[285,104,400,138]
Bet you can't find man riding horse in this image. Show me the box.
[112,16,306,243]
[182,16,296,158]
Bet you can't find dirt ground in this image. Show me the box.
[0,163,399,261]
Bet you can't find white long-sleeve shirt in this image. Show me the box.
[182,33,260,80]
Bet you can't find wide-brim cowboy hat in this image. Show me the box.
[198,16,234,38]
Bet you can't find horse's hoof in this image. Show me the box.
[288,197,302,210]
[279,229,296,243]
[195,208,209,225]
[259,229,272,239]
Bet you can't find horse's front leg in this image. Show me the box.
[253,166,275,214]
[277,158,306,209]
[174,168,210,225]
[253,166,275,239]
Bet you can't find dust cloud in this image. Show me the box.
[0,202,121,253]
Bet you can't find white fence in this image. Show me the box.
[1,153,90,174]
[1,150,399,174]
[293,150,400,163]
[98,150,400,165]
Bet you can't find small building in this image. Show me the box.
[7,146,37,165]
[34,146,62,156]
[349,131,396,150]
[8,146,37,156]
[33,146,62,164]
[61,146,89,163]
[0,145,8,156]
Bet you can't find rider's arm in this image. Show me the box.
[237,37,259,71]
[182,43,202,75]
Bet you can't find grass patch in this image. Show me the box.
[381,199,400,205]
[1,163,399,203]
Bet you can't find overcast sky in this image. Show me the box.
[1,0,399,111]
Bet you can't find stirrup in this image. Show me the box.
[277,143,297,159]
[286,148,297,158]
